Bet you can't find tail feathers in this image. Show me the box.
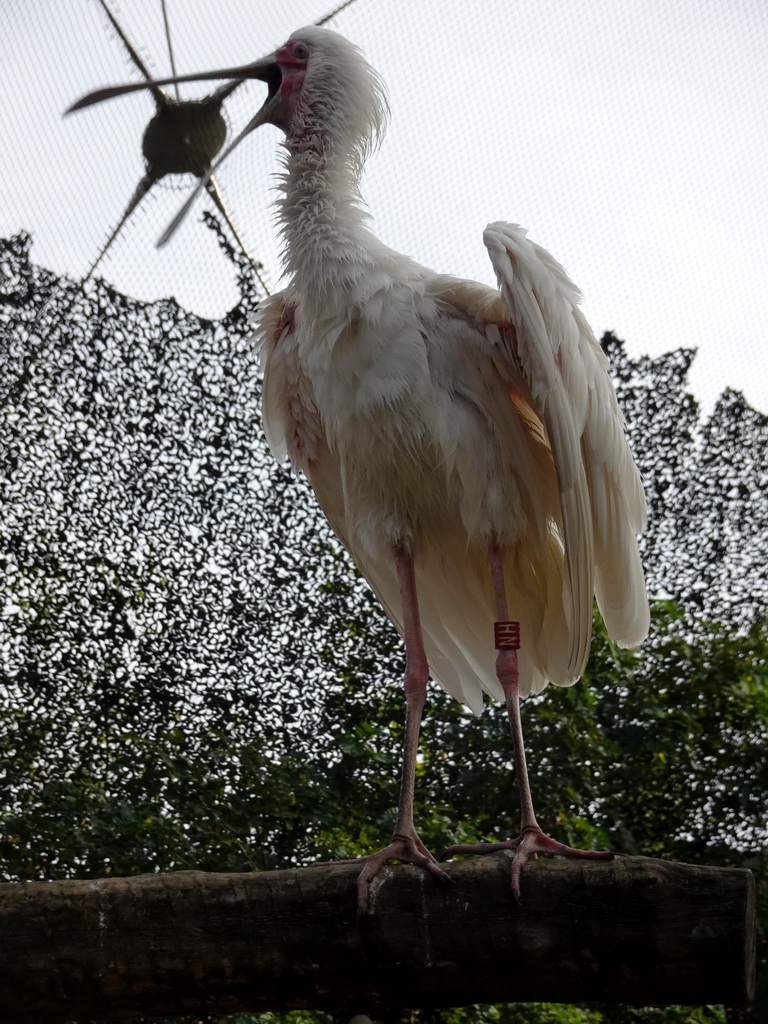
[594,522,650,646]
[590,465,650,648]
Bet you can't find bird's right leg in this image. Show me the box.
[353,546,452,912]
[443,543,612,897]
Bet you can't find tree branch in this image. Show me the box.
[0,854,755,1022]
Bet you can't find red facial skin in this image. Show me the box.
[268,41,310,131]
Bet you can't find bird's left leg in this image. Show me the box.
[354,546,452,912]
[443,543,612,898]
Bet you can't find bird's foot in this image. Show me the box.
[343,831,453,914]
[306,831,453,914]
[443,825,613,899]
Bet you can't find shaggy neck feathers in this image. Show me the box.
[275,40,390,308]
[278,126,385,308]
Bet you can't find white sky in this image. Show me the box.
[3,0,767,416]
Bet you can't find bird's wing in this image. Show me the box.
[484,223,594,676]
[438,223,648,677]
[485,223,648,654]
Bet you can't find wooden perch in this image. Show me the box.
[0,854,755,1023]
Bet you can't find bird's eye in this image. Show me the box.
[293,42,309,61]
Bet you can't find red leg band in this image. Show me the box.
[494,620,520,650]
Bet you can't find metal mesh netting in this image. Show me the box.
[4,0,767,413]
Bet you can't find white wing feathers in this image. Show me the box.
[484,222,649,664]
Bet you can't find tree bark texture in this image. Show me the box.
[0,854,755,1023]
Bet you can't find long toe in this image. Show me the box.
[443,826,613,899]
[508,827,613,898]
[356,833,452,915]
[442,838,522,860]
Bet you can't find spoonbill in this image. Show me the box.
[69,26,650,910]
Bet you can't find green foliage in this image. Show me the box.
[1,234,767,1024]
[96,998,729,1023]
[84,1003,727,1024]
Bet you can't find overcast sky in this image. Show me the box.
[4,0,767,416]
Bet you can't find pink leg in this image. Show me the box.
[350,547,450,911]
[444,544,612,898]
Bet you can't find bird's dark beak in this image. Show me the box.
[66,52,282,115]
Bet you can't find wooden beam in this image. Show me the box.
[0,854,755,1023]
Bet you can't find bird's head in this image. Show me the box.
[257,28,389,164]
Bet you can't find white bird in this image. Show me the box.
[70,26,650,910]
